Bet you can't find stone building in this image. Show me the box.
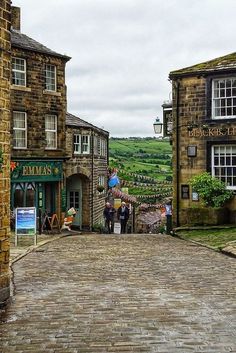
[169,53,236,226]
[10,7,70,224]
[65,113,109,230]
[0,0,11,305]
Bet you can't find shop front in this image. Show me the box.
[10,160,63,219]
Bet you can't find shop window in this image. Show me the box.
[26,183,36,207]
[212,78,236,119]
[13,182,36,208]
[12,57,26,86]
[212,145,236,190]
[45,64,56,91]
[13,111,27,149]
[45,115,57,149]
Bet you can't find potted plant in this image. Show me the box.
[96,185,105,193]
[187,172,233,225]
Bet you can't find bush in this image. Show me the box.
[190,172,233,208]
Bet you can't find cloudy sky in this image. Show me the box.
[14,0,236,137]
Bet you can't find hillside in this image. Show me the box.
[109,137,173,204]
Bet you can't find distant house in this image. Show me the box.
[168,53,236,226]
[65,113,109,230]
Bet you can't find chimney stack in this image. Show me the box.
[11,6,21,31]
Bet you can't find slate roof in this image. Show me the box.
[66,113,109,135]
[11,29,71,61]
[169,52,236,78]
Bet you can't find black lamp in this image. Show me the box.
[153,117,163,134]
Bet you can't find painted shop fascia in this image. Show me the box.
[11,160,63,182]
[168,53,236,227]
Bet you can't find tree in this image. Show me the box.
[190,172,233,208]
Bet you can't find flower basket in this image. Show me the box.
[97,185,105,193]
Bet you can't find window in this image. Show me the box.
[73,134,90,154]
[45,64,56,91]
[82,135,90,154]
[212,78,236,119]
[212,145,236,189]
[74,134,81,154]
[13,111,27,149]
[45,115,57,149]
[12,57,26,86]
[181,185,190,199]
[100,138,107,157]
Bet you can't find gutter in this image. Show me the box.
[176,80,180,227]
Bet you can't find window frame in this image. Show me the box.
[13,111,27,149]
[210,76,236,120]
[211,144,236,190]
[45,114,57,150]
[45,64,57,92]
[12,57,26,86]
[100,138,107,157]
[81,135,90,154]
[73,134,90,155]
[73,134,81,154]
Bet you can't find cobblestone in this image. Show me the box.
[0,233,236,352]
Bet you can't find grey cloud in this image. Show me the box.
[15,0,236,136]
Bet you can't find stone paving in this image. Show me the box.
[0,233,236,353]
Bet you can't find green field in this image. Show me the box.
[109,137,173,202]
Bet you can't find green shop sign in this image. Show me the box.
[11,160,63,182]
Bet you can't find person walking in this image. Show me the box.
[117,201,129,234]
[103,202,116,233]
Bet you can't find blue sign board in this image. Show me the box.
[16,207,37,235]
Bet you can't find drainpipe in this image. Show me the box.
[175,80,180,227]
[91,129,94,230]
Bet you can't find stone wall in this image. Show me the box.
[171,76,236,226]
[0,0,11,305]
[65,127,108,229]
[11,48,68,160]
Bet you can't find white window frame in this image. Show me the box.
[212,145,236,190]
[73,134,90,154]
[12,57,26,86]
[212,78,236,119]
[45,64,56,91]
[82,135,90,154]
[100,138,107,157]
[13,111,27,149]
[45,115,57,150]
[74,134,81,154]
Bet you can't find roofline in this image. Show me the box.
[12,42,71,61]
[169,67,236,80]
[66,113,109,135]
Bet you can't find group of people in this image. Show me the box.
[103,201,130,234]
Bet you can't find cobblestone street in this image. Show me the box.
[1,233,236,353]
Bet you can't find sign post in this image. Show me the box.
[15,207,37,246]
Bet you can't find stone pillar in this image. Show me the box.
[0,0,11,306]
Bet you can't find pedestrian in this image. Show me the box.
[103,202,116,233]
[117,201,130,234]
